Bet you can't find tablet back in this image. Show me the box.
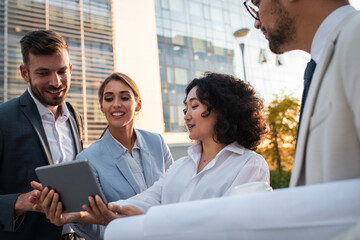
[35,160,108,212]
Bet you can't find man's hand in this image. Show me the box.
[14,189,43,217]
[29,181,44,212]
[38,186,84,226]
[14,181,47,216]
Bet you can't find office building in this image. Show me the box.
[2,0,357,153]
[0,0,113,146]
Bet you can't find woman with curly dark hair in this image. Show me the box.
[37,72,270,228]
[185,71,267,150]
[182,72,268,174]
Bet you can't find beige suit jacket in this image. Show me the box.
[290,11,360,187]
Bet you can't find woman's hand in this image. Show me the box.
[82,195,144,225]
[82,195,120,225]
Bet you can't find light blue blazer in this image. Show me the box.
[71,128,173,239]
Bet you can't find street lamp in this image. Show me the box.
[233,28,250,81]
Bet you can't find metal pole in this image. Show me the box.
[4,0,8,102]
[240,43,247,82]
[79,0,88,145]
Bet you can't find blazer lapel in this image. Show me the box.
[290,12,358,187]
[103,130,141,194]
[140,150,155,188]
[135,129,156,188]
[19,91,53,165]
[290,43,334,186]
[67,114,82,154]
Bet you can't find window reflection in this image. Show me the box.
[155,0,236,132]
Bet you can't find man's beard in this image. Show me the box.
[29,75,67,107]
[264,1,296,54]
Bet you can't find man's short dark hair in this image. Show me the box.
[20,29,69,67]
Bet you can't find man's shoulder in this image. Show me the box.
[337,11,360,40]
[0,91,30,110]
[0,96,21,114]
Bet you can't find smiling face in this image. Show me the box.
[184,86,217,142]
[100,79,141,131]
[254,0,296,54]
[20,48,72,109]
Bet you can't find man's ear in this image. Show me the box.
[20,65,29,83]
[135,99,142,112]
[69,63,72,74]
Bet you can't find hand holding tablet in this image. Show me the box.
[35,160,108,212]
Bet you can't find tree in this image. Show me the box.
[258,94,300,173]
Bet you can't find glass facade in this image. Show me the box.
[0,0,113,146]
[155,0,239,132]
[155,0,309,133]
[1,0,317,144]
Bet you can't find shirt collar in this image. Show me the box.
[108,129,140,152]
[311,5,355,63]
[187,141,245,164]
[27,88,70,121]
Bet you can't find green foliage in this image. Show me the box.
[258,94,300,172]
[270,170,292,189]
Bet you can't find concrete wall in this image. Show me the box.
[111,0,164,134]
[111,0,191,146]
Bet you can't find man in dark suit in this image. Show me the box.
[0,30,83,240]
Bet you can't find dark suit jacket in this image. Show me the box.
[0,90,83,240]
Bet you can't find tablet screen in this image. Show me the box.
[35,160,108,212]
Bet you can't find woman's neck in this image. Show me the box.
[196,138,226,173]
[109,124,136,154]
[200,138,226,159]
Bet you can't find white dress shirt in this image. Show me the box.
[113,142,269,212]
[311,5,355,63]
[28,89,75,164]
[28,88,75,235]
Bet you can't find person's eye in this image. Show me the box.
[38,72,49,76]
[191,105,198,109]
[58,70,66,75]
[183,108,187,115]
[121,96,130,101]
[104,97,113,102]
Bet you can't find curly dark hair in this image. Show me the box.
[184,72,267,150]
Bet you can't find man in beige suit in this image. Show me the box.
[248,0,360,238]
[246,0,360,185]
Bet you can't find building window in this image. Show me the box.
[275,55,285,66]
[259,48,270,63]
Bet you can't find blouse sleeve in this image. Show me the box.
[112,158,182,212]
[223,153,270,196]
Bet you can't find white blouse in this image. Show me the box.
[113,142,269,212]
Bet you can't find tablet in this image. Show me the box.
[35,160,108,212]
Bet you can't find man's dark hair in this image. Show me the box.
[185,72,267,150]
[20,29,69,67]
